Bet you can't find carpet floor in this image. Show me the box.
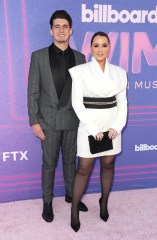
[1,188,157,240]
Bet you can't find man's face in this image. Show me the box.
[50,18,72,44]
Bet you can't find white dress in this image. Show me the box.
[69,57,127,158]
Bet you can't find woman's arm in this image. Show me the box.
[69,67,100,136]
[110,70,128,134]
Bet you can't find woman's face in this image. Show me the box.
[90,36,110,63]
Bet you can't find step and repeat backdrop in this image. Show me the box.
[0,0,157,202]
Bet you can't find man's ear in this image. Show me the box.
[50,29,53,36]
[70,28,73,36]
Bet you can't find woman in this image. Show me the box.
[69,32,127,232]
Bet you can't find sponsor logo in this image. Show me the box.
[135,144,157,151]
[0,151,28,162]
[82,4,157,23]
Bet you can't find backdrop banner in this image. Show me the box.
[0,0,157,202]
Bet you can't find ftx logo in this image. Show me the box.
[0,151,28,162]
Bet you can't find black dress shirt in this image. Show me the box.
[49,43,70,99]
[49,43,76,107]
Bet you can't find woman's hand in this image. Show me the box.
[108,128,118,139]
[94,132,104,141]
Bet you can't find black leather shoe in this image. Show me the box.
[65,195,88,212]
[65,195,73,203]
[99,198,109,222]
[42,202,54,222]
[78,201,88,212]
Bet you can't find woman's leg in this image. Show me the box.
[99,155,115,221]
[71,157,95,228]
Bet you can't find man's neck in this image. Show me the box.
[53,41,69,51]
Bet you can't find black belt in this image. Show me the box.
[83,96,116,109]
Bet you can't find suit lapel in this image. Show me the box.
[49,44,59,101]
[58,48,76,107]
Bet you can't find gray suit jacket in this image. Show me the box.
[28,47,86,130]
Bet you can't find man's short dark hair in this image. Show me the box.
[50,10,72,28]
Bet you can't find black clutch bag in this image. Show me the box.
[88,131,113,154]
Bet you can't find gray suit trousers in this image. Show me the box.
[41,129,77,202]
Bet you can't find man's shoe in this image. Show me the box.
[65,195,88,212]
[42,202,54,222]
[78,201,88,212]
[65,195,73,203]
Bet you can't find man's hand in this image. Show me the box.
[32,124,46,140]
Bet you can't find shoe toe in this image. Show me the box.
[42,213,54,222]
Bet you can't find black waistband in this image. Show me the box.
[83,96,116,109]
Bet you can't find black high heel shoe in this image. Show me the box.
[99,198,109,222]
[71,209,80,232]
[71,221,80,232]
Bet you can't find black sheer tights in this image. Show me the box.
[99,155,115,220]
[71,155,115,224]
[71,157,94,224]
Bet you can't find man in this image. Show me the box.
[28,10,88,222]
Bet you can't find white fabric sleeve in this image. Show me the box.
[69,67,100,136]
[110,70,128,133]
